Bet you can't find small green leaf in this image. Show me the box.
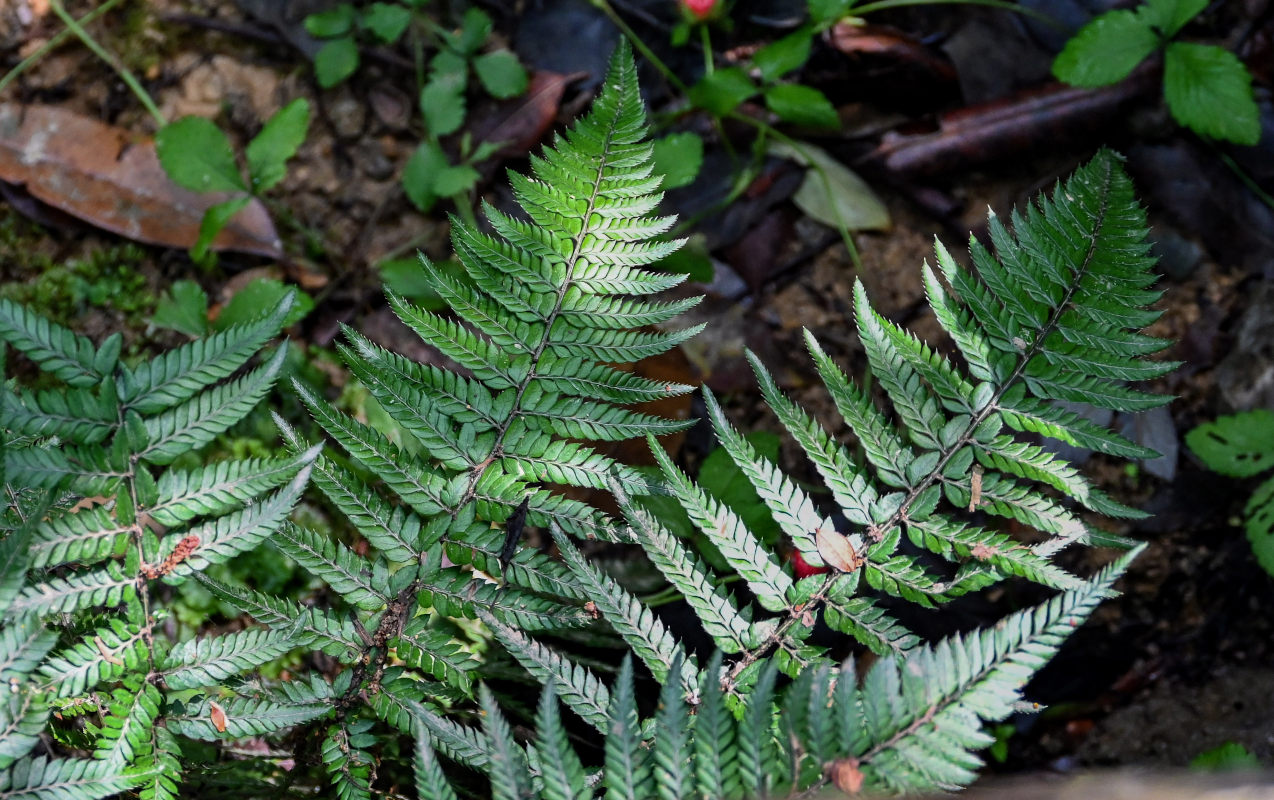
[455,7,493,54]
[403,141,449,212]
[152,280,209,337]
[192,196,252,263]
[421,76,467,136]
[1163,42,1261,145]
[1246,475,1274,578]
[1052,9,1160,87]
[808,0,850,25]
[754,27,813,82]
[473,50,528,99]
[246,99,311,193]
[769,140,890,231]
[651,132,704,190]
[433,164,480,196]
[1185,410,1274,478]
[689,67,757,116]
[314,36,360,88]
[764,83,839,129]
[363,2,413,43]
[1190,741,1262,772]
[1143,0,1207,38]
[213,279,313,332]
[304,4,355,37]
[156,117,246,194]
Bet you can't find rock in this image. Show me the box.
[1216,281,1274,413]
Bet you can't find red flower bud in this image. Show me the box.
[681,0,718,22]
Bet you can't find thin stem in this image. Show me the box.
[590,0,689,94]
[0,0,125,96]
[699,24,714,76]
[1218,150,1274,211]
[49,0,166,127]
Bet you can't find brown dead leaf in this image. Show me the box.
[209,700,227,733]
[815,527,861,573]
[0,103,281,257]
[830,757,865,794]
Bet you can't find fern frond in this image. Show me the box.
[140,345,288,465]
[166,693,333,740]
[413,727,461,800]
[90,680,161,767]
[536,684,589,800]
[27,507,129,570]
[274,523,387,611]
[0,298,116,388]
[193,574,361,661]
[321,722,375,800]
[392,617,480,694]
[120,294,293,414]
[602,656,647,800]
[148,444,320,528]
[1,384,117,445]
[480,685,534,800]
[13,564,137,617]
[38,619,146,697]
[0,691,49,769]
[160,626,307,690]
[0,755,137,800]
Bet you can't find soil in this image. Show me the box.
[2,0,1273,787]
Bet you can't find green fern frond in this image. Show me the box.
[160,626,307,690]
[167,693,333,741]
[0,298,117,388]
[0,755,137,800]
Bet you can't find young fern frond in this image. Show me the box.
[0,296,311,797]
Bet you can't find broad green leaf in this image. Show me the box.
[1185,409,1274,478]
[314,36,360,88]
[1052,9,1159,87]
[433,165,481,197]
[474,50,528,99]
[192,197,252,262]
[304,4,355,37]
[754,27,813,81]
[699,431,782,545]
[808,0,851,24]
[454,7,493,54]
[1163,42,1261,145]
[1143,0,1207,37]
[651,132,704,190]
[1190,741,1262,772]
[213,279,312,332]
[403,141,449,212]
[689,68,757,116]
[1245,475,1274,578]
[247,99,311,193]
[764,83,839,129]
[152,280,209,337]
[769,140,890,231]
[156,117,246,194]
[364,2,413,43]
[421,75,467,136]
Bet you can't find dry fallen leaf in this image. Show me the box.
[209,700,227,733]
[815,527,861,573]
[0,103,281,257]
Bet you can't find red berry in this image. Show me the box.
[791,550,831,579]
[682,0,718,21]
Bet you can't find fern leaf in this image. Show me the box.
[481,685,534,800]
[1,384,117,445]
[3,445,123,495]
[28,507,128,570]
[91,680,161,768]
[167,694,333,740]
[0,618,58,683]
[120,293,293,413]
[135,728,182,800]
[602,655,647,800]
[479,611,611,732]
[693,653,739,800]
[551,525,698,693]
[140,345,287,465]
[274,522,387,611]
[413,726,461,800]
[0,299,114,388]
[0,755,137,800]
[536,684,589,800]
[161,626,306,690]
[37,619,146,697]
[321,722,375,800]
[375,679,492,769]
[14,564,136,617]
[158,461,313,582]
[418,568,591,632]
[393,618,480,694]
[0,691,50,769]
[193,574,361,661]
[148,444,321,528]
[738,660,781,797]
[653,654,691,800]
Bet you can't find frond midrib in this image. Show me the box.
[456,92,631,513]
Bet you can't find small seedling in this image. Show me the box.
[1053,0,1260,145]
[156,100,312,264]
